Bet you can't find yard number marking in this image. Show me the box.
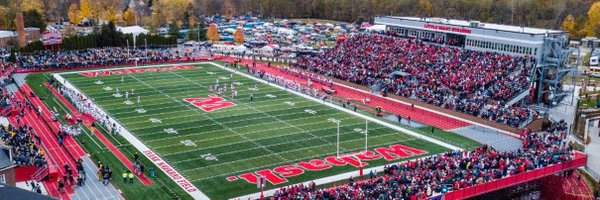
[148,118,162,123]
[201,153,218,161]
[180,140,197,147]
[164,128,178,134]
[305,109,317,115]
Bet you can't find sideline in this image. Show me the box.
[54,62,460,199]
[53,64,208,200]
[332,82,520,138]
[44,83,154,186]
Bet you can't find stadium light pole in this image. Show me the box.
[365,119,368,152]
[336,121,340,158]
[328,118,341,157]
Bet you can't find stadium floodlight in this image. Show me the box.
[328,118,341,157]
[365,119,368,152]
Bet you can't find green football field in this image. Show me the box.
[59,63,450,199]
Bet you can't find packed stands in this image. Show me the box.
[294,34,534,128]
[15,47,185,69]
[0,124,46,167]
[271,120,573,199]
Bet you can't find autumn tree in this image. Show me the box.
[20,0,44,13]
[123,7,136,25]
[222,0,235,19]
[0,5,11,30]
[67,3,80,24]
[152,0,188,24]
[79,0,91,20]
[561,15,576,37]
[585,2,600,37]
[233,27,244,44]
[417,0,433,17]
[206,23,220,43]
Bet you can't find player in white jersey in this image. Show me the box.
[125,91,129,99]
[137,96,141,104]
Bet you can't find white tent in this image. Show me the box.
[0,31,15,39]
[234,45,249,54]
[253,45,274,57]
[366,25,386,33]
[277,28,295,35]
[224,28,236,34]
[117,26,150,36]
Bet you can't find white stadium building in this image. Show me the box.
[374,16,579,106]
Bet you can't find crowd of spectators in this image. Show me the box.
[15,47,191,69]
[293,34,534,127]
[272,121,572,199]
[0,124,46,167]
[249,68,329,100]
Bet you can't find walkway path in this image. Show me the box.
[71,156,122,200]
[449,125,521,152]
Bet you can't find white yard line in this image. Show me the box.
[189,138,418,182]
[171,126,388,166]
[54,71,209,200]
[56,62,461,199]
[123,103,326,130]
[153,114,355,151]
[145,112,344,145]
[204,62,459,150]
[171,70,332,144]
[121,101,320,126]
[126,73,290,163]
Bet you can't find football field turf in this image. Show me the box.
[59,63,450,199]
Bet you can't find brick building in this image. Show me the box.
[0,149,15,186]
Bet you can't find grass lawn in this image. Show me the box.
[54,63,457,199]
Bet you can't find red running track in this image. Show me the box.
[44,83,153,186]
[217,57,470,130]
[10,88,76,200]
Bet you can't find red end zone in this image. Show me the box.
[184,95,236,112]
[79,65,194,77]
[229,144,427,185]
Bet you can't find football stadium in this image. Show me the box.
[0,1,599,200]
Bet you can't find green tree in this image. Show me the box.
[8,48,16,63]
[97,21,124,47]
[187,24,197,40]
[23,9,46,32]
[168,23,180,38]
[197,18,206,41]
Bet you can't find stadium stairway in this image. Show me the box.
[218,57,470,130]
[43,82,153,186]
[562,171,594,200]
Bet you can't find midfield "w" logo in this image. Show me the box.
[184,95,236,112]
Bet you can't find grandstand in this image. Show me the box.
[375,16,579,107]
[0,17,592,200]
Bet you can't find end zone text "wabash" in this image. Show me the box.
[80,65,194,77]
[227,144,427,185]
